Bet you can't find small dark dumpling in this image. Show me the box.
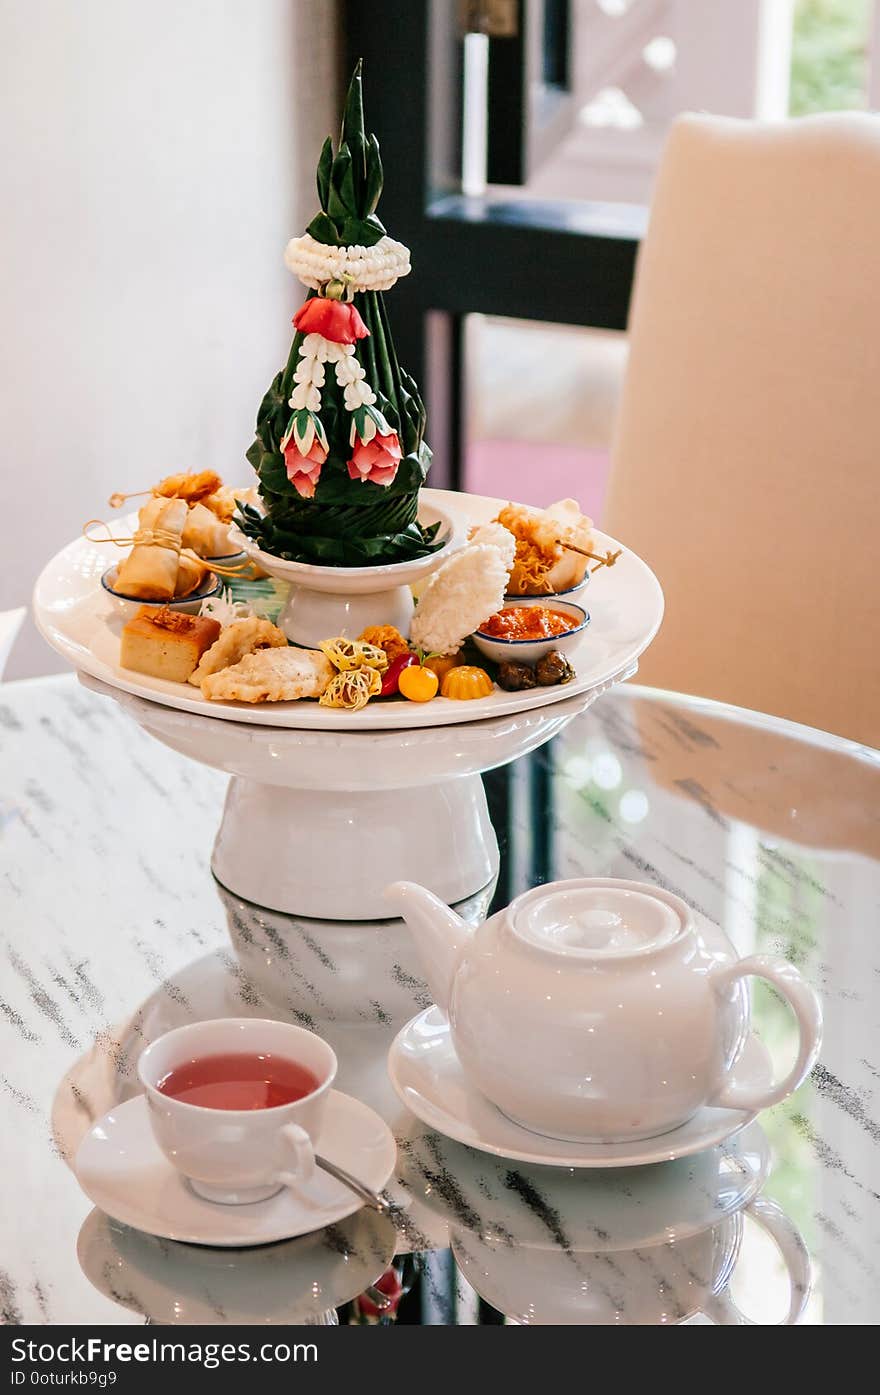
[497,661,538,692]
[535,651,575,686]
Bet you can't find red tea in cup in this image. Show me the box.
[156,1051,320,1111]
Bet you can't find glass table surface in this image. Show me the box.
[1,674,878,1325]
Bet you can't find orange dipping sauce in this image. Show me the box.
[479,606,576,641]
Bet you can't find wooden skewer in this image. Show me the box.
[558,540,622,572]
[108,490,152,509]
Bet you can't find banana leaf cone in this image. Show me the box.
[238,63,440,567]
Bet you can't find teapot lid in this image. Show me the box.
[513,882,684,959]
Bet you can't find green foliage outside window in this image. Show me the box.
[789,0,871,115]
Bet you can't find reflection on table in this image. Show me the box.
[2,677,878,1322]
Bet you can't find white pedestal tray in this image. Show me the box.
[34,490,663,918]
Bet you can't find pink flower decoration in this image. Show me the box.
[347,431,402,488]
[283,436,327,499]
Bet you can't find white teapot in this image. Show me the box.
[385,877,822,1143]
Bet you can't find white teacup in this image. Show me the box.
[138,1018,337,1204]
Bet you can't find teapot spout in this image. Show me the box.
[384,881,473,1014]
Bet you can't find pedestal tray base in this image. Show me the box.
[79,676,597,919]
[212,775,499,920]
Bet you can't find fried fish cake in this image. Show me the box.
[200,646,334,703]
[189,616,288,686]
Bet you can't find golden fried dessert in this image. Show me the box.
[357,625,411,664]
[188,617,288,687]
[200,647,334,703]
[496,499,593,596]
[120,607,221,683]
[319,637,387,672]
[114,498,188,601]
[154,471,223,505]
[200,484,259,522]
[173,551,210,598]
[319,667,383,712]
[200,487,237,523]
[181,502,234,559]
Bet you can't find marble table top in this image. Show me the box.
[2,674,878,1325]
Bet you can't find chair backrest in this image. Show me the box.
[603,113,880,747]
[0,608,25,681]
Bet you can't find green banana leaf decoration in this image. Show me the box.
[238,62,438,567]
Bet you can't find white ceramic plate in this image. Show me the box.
[74,1091,397,1247]
[33,489,663,731]
[387,1006,773,1169]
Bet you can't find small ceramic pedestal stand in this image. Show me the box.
[228,495,461,649]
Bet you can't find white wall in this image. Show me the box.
[0,0,339,678]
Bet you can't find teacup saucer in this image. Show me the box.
[74,1090,397,1246]
[77,1206,397,1324]
[388,1007,773,1168]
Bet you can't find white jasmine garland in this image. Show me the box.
[287,335,377,432]
[284,233,411,292]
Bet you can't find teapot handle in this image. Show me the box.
[708,955,822,1112]
[703,1195,812,1325]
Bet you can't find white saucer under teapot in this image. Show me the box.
[385,877,822,1145]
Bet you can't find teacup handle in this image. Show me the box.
[709,955,822,1111]
[703,1195,812,1325]
[275,1122,316,1192]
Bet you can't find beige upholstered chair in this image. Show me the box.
[603,113,880,747]
[0,608,25,681]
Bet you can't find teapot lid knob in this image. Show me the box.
[513,884,684,958]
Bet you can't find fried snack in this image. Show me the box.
[410,544,509,656]
[201,647,334,703]
[535,650,575,686]
[174,552,210,598]
[182,502,233,559]
[114,498,188,601]
[496,660,537,692]
[120,607,221,683]
[154,471,223,505]
[200,483,260,523]
[467,522,517,574]
[318,667,383,713]
[200,487,237,522]
[319,637,388,672]
[189,617,288,687]
[497,499,593,596]
[357,625,411,664]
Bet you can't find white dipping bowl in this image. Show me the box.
[101,565,221,619]
[471,598,589,667]
[206,549,248,567]
[504,572,590,605]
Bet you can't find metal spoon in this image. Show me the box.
[315,1154,390,1212]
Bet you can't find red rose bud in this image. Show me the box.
[293,297,370,344]
[283,435,327,499]
[347,431,402,488]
